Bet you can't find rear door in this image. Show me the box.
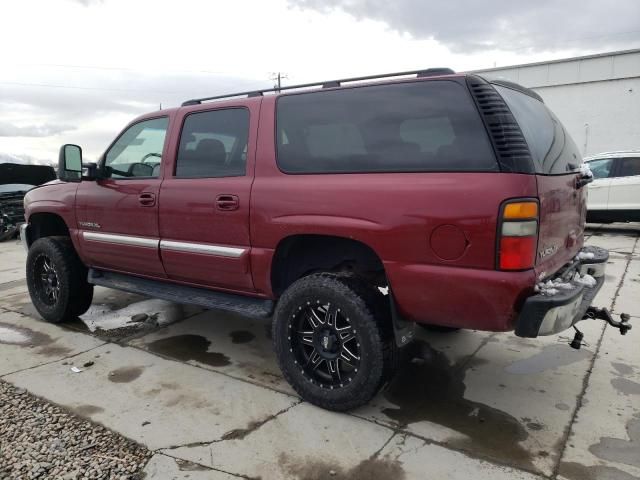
[495,85,585,278]
[608,156,640,211]
[157,102,259,293]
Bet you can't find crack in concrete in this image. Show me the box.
[159,400,302,451]
[155,452,259,479]
[550,233,639,480]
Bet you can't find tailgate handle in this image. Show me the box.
[216,194,239,211]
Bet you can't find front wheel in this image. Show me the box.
[26,236,94,323]
[273,273,396,411]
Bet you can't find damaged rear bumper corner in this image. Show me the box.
[515,246,608,338]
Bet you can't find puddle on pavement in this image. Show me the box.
[146,334,231,367]
[0,321,71,356]
[279,453,405,480]
[175,459,211,472]
[382,341,533,469]
[610,377,640,396]
[559,461,639,480]
[73,405,105,417]
[612,362,634,376]
[108,366,144,383]
[229,330,255,344]
[589,413,640,469]
[504,344,591,375]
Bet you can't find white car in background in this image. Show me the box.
[585,151,640,223]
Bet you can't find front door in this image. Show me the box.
[158,104,258,292]
[76,116,170,277]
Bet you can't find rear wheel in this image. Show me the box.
[273,273,396,411]
[26,236,93,323]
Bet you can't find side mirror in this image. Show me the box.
[58,144,83,182]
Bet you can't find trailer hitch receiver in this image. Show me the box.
[584,307,632,335]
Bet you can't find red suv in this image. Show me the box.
[21,68,628,410]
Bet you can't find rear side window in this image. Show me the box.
[494,85,581,175]
[616,157,640,177]
[175,108,249,178]
[276,81,497,174]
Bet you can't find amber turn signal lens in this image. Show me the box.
[503,202,538,220]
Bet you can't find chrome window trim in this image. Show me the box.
[82,231,159,248]
[160,240,245,258]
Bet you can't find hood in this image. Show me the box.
[0,163,57,186]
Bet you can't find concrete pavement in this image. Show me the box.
[0,224,638,479]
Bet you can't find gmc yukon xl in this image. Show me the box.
[20,68,631,410]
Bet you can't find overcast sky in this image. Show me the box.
[1,0,639,164]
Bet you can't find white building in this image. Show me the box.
[473,49,640,157]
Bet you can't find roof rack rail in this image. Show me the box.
[181,67,455,107]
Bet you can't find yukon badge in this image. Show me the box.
[539,244,558,259]
[78,221,101,229]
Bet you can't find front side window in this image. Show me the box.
[175,108,249,178]
[105,117,168,179]
[615,157,640,177]
[588,158,614,179]
[276,81,497,174]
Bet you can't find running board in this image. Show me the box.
[88,269,274,318]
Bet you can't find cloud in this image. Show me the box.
[0,121,74,138]
[0,152,54,166]
[287,0,640,53]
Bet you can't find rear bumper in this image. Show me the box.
[515,246,608,337]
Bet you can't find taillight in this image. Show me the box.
[498,200,539,271]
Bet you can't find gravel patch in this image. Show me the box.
[0,380,150,479]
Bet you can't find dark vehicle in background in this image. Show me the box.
[0,163,56,241]
[20,68,631,411]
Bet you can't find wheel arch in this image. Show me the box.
[26,212,71,247]
[270,234,386,297]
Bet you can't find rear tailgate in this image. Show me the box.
[536,174,586,279]
[493,83,586,279]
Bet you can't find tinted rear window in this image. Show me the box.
[276,81,497,174]
[494,85,581,175]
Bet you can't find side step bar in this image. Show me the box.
[88,269,274,319]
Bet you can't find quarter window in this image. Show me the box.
[175,109,249,178]
[495,85,581,175]
[616,157,640,177]
[105,117,168,179]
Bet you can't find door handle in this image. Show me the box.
[138,192,156,206]
[216,194,239,211]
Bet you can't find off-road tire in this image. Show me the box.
[26,236,93,323]
[273,273,397,411]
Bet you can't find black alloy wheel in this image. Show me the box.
[289,301,361,389]
[33,253,61,306]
